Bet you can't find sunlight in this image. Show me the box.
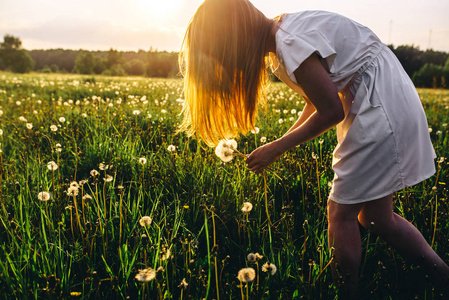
[139,0,183,20]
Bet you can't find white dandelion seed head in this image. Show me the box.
[260,136,267,143]
[26,123,33,130]
[67,186,79,197]
[237,268,256,283]
[50,125,58,132]
[103,174,113,182]
[139,157,147,165]
[261,262,277,275]
[167,145,176,152]
[90,169,100,177]
[38,191,51,201]
[47,161,58,171]
[19,116,27,122]
[59,117,66,123]
[241,202,253,213]
[215,139,237,163]
[99,162,109,171]
[133,110,141,115]
[135,268,156,282]
[0,129,3,135]
[178,278,188,290]
[70,181,79,189]
[251,127,260,134]
[83,194,92,200]
[139,216,152,227]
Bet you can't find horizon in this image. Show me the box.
[1,0,448,53]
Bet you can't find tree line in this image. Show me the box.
[1,34,449,88]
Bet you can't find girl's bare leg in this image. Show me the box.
[358,194,449,281]
[327,200,365,296]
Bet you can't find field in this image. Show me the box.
[0,71,448,299]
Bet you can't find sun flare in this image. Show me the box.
[139,0,184,19]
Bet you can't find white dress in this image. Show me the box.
[273,11,436,204]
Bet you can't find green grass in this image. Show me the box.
[0,71,448,299]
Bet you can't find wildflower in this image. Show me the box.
[237,268,256,283]
[262,262,277,275]
[255,253,263,260]
[167,145,176,152]
[103,174,113,182]
[161,109,167,114]
[81,113,88,118]
[133,110,140,115]
[83,194,92,200]
[26,123,33,130]
[139,216,152,227]
[260,136,267,143]
[90,169,99,177]
[99,162,109,170]
[312,152,319,160]
[135,268,156,282]
[0,110,3,116]
[278,118,284,124]
[436,130,442,135]
[215,139,238,163]
[67,186,79,197]
[38,191,51,201]
[291,109,297,114]
[50,125,58,132]
[59,117,66,123]
[247,253,256,262]
[160,248,171,261]
[47,161,58,171]
[178,278,188,290]
[438,157,445,164]
[319,139,324,144]
[0,129,2,135]
[19,116,27,122]
[70,181,79,189]
[251,127,260,134]
[429,128,433,133]
[241,202,253,214]
[139,157,147,165]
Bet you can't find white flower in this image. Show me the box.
[47,161,58,171]
[260,137,267,143]
[38,191,51,201]
[50,125,58,132]
[70,181,79,189]
[83,194,93,200]
[291,109,297,114]
[178,278,188,290]
[135,268,156,282]
[237,268,256,283]
[429,128,433,133]
[278,118,283,124]
[99,162,109,171]
[19,116,27,122]
[261,262,277,275]
[241,202,253,213]
[161,109,167,114]
[55,143,62,152]
[59,117,66,123]
[167,145,176,152]
[103,174,113,182]
[0,129,3,135]
[25,123,33,130]
[251,127,260,134]
[81,113,88,118]
[90,169,100,177]
[133,110,140,115]
[139,216,152,227]
[67,186,79,197]
[312,152,319,160]
[139,157,147,165]
[215,139,237,163]
[0,110,3,116]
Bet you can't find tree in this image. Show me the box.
[73,51,95,74]
[0,35,35,73]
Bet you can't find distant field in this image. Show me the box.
[0,72,448,299]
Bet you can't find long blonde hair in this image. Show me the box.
[178,0,273,146]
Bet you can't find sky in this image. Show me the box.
[1,0,448,53]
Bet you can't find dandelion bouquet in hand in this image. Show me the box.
[214,139,247,163]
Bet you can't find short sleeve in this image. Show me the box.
[277,30,337,84]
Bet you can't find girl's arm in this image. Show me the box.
[246,53,344,174]
[284,97,316,135]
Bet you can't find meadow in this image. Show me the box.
[0,71,448,299]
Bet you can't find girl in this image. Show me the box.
[178,0,449,295]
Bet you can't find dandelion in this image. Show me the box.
[133,110,140,115]
[237,267,256,283]
[291,109,297,114]
[67,186,79,197]
[278,118,284,124]
[167,145,176,152]
[139,157,147,165]
[312,152,319,160]
[19,116,27,122]
[135,268,156,282]
[83,194,92,200]
[215,139,238,163]
[26,123,33,130]
[160,248,171,261]
[319,139,324,144]
[161,109,167,114]
[47,161,58,171]
[443,123,447,127]
[50,125,58,132]
[178,278,188,290]
[90,169,99,177]
[0,129,3,135]
[70,181,79,189]
[59,117,66,123]
[247,253,256,262]
[260,136,267,143]
[81,113,88,118]
[438,157,445,164]
[139,216,152,227]
[99,162,109,170]
[241,202,253,214]
[55,143,62,152]
[251,127,260,134]
[262,262,277,275]
[0,110,3,116]
[429,127,433,133]
[103,174,113,182]
[37,191,51,201]
[436,130,442,135]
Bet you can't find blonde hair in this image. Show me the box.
[178,0,273,146]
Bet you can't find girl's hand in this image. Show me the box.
[246,141,283,174]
